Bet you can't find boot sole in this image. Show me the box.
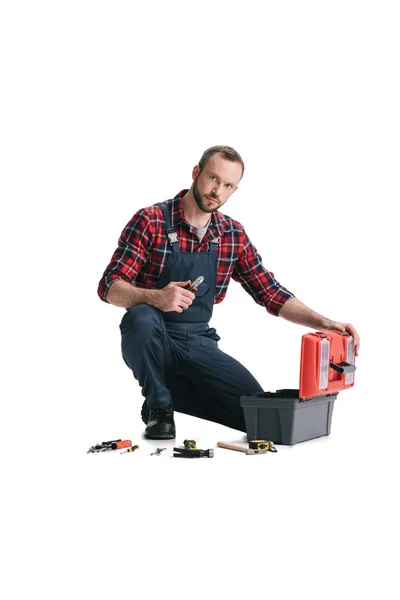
[144,430,176,440]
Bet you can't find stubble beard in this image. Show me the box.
[193,176,220,214]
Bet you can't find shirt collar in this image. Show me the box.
[170,190,233,236]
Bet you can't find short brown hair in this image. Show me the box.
[198,145,245,178]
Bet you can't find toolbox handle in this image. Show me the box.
[330,361,356,375]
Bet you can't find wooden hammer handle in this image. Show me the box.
[217,442,247,453]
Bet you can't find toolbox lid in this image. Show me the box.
[299,330,356,399]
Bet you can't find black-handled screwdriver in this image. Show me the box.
[120,444,139,455]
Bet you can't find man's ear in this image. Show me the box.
[192,165,200,180]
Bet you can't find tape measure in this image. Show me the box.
[183,439,197,450]
[249,440,277,452]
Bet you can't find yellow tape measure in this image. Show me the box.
[249,440,277,452]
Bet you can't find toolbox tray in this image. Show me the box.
[240,389,338,445]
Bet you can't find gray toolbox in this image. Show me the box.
[240,389,337,445]
[240,330,357,445]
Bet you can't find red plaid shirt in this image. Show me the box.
[98,190,295,315]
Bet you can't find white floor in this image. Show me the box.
[5,385,396,600]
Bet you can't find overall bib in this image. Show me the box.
[120,202,263,432]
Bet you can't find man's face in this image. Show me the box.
[192,153,242,214]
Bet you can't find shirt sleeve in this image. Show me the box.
[97,208,153,303]
[232,229,295,316]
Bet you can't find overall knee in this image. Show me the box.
[120,304,163,341]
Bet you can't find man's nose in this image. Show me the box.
[212,183,222,197]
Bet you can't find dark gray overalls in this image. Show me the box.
[120,201,263,432]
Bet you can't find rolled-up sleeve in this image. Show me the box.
[232,231,295,316]
[97,209,152,303]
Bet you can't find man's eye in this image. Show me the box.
[210,175,217,181]
[226,184,232,188]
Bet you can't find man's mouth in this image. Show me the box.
[206,196,219,204]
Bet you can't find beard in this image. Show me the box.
[193,176,220,214]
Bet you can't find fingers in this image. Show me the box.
[330,322,346,333]
[339,323,360,356]
[330,322,360,356]
[345,324,360,356]
[178,298,191,309]
[177,294,193,312]
[168,281,195,299]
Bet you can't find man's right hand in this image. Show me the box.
[153,281,196,313]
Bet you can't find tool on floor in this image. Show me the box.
[184,439,197,450]
[150,448,167,456]
[249,440,277,452]
[184,276,204,290]
[120,444,139,454]
[173,440,214,458]
[217,442,268,455]
[173,447,214,458]
[87,439,132,453]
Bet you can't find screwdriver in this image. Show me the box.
[87,439,132,453]
[120,444,139,455]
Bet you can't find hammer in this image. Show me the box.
[217,442,268,455]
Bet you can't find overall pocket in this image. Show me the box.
[193,282,210,297]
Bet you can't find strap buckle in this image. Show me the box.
[166,228,179,244]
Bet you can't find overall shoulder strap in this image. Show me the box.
[209,236,220,254]
[156,202,179,251]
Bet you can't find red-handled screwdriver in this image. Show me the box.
[87,440,132,453]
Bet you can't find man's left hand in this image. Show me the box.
[327,322,360,356]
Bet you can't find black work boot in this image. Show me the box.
[144,403,176,440]
[141,401,149,425]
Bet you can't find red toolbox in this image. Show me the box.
[240,331,357,445]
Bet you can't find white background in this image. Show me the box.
[1,1,399,598]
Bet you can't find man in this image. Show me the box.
[98,146,360,440]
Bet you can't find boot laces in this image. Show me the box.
[150,405,173,419]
